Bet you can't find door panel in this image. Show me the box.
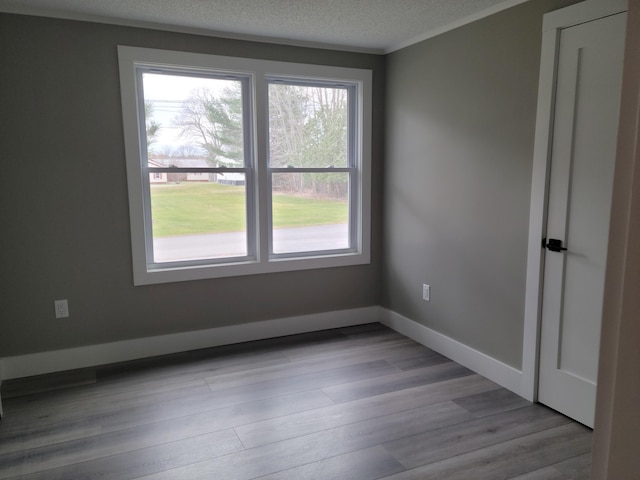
[538,12,626,427]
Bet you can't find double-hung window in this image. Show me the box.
[118,46,371,285]
[267,79,357,256]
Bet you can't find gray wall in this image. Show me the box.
[383,0,580,369]
[1,1,586,369]
[0,14,384,357]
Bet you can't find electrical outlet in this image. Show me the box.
[54,299,69,319]
[422,284,430,302]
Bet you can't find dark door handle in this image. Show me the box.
[543,238,568,252]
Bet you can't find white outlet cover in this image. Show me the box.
[54,299,69,318]
[422,284,430,302]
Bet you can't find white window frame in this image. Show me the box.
[118,46,372,285]
[266,78,359,259]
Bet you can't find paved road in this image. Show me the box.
[153,224,349,262]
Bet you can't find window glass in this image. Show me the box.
[271,172,349,254]
[142,73,244,167]
[150,177,247,263]
[269,84,349,168]
[141,72,250,265]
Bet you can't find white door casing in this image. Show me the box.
[522,0,627,427]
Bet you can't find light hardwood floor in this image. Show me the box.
[0,323,592,479]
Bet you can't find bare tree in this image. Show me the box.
[173,82,349,197]
[268,84,308,168]
[269,84,348,197]
[174,84,244,167]
[144,101,161,155]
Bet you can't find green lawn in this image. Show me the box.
[150,182,347,237]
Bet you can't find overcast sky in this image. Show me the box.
[142,73,236,153]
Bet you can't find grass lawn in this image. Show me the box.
[151,182,348,237]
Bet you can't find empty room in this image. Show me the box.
[1,0,638,478]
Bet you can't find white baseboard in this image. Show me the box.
[0,306,379,380]
[0,305,524,404]
[379,308,524,397]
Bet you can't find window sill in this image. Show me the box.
[134,251,370,285]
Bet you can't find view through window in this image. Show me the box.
[142,72,250,263]
[268,82,353,255]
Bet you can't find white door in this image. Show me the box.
[538,11,626,428]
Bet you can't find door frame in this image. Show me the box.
[521,0,628,402]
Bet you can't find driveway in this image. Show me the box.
[153,224,349,262]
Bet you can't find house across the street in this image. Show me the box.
[147,157,244,184]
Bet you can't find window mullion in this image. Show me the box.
[253,72,271,262]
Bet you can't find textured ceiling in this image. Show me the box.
[0,0,528,53]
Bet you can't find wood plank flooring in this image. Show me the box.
[0,323,592,479]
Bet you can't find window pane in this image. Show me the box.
[150,177,247,263]
[142,73,244,168]
[272,172,349,254]
[268,84,348,168]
